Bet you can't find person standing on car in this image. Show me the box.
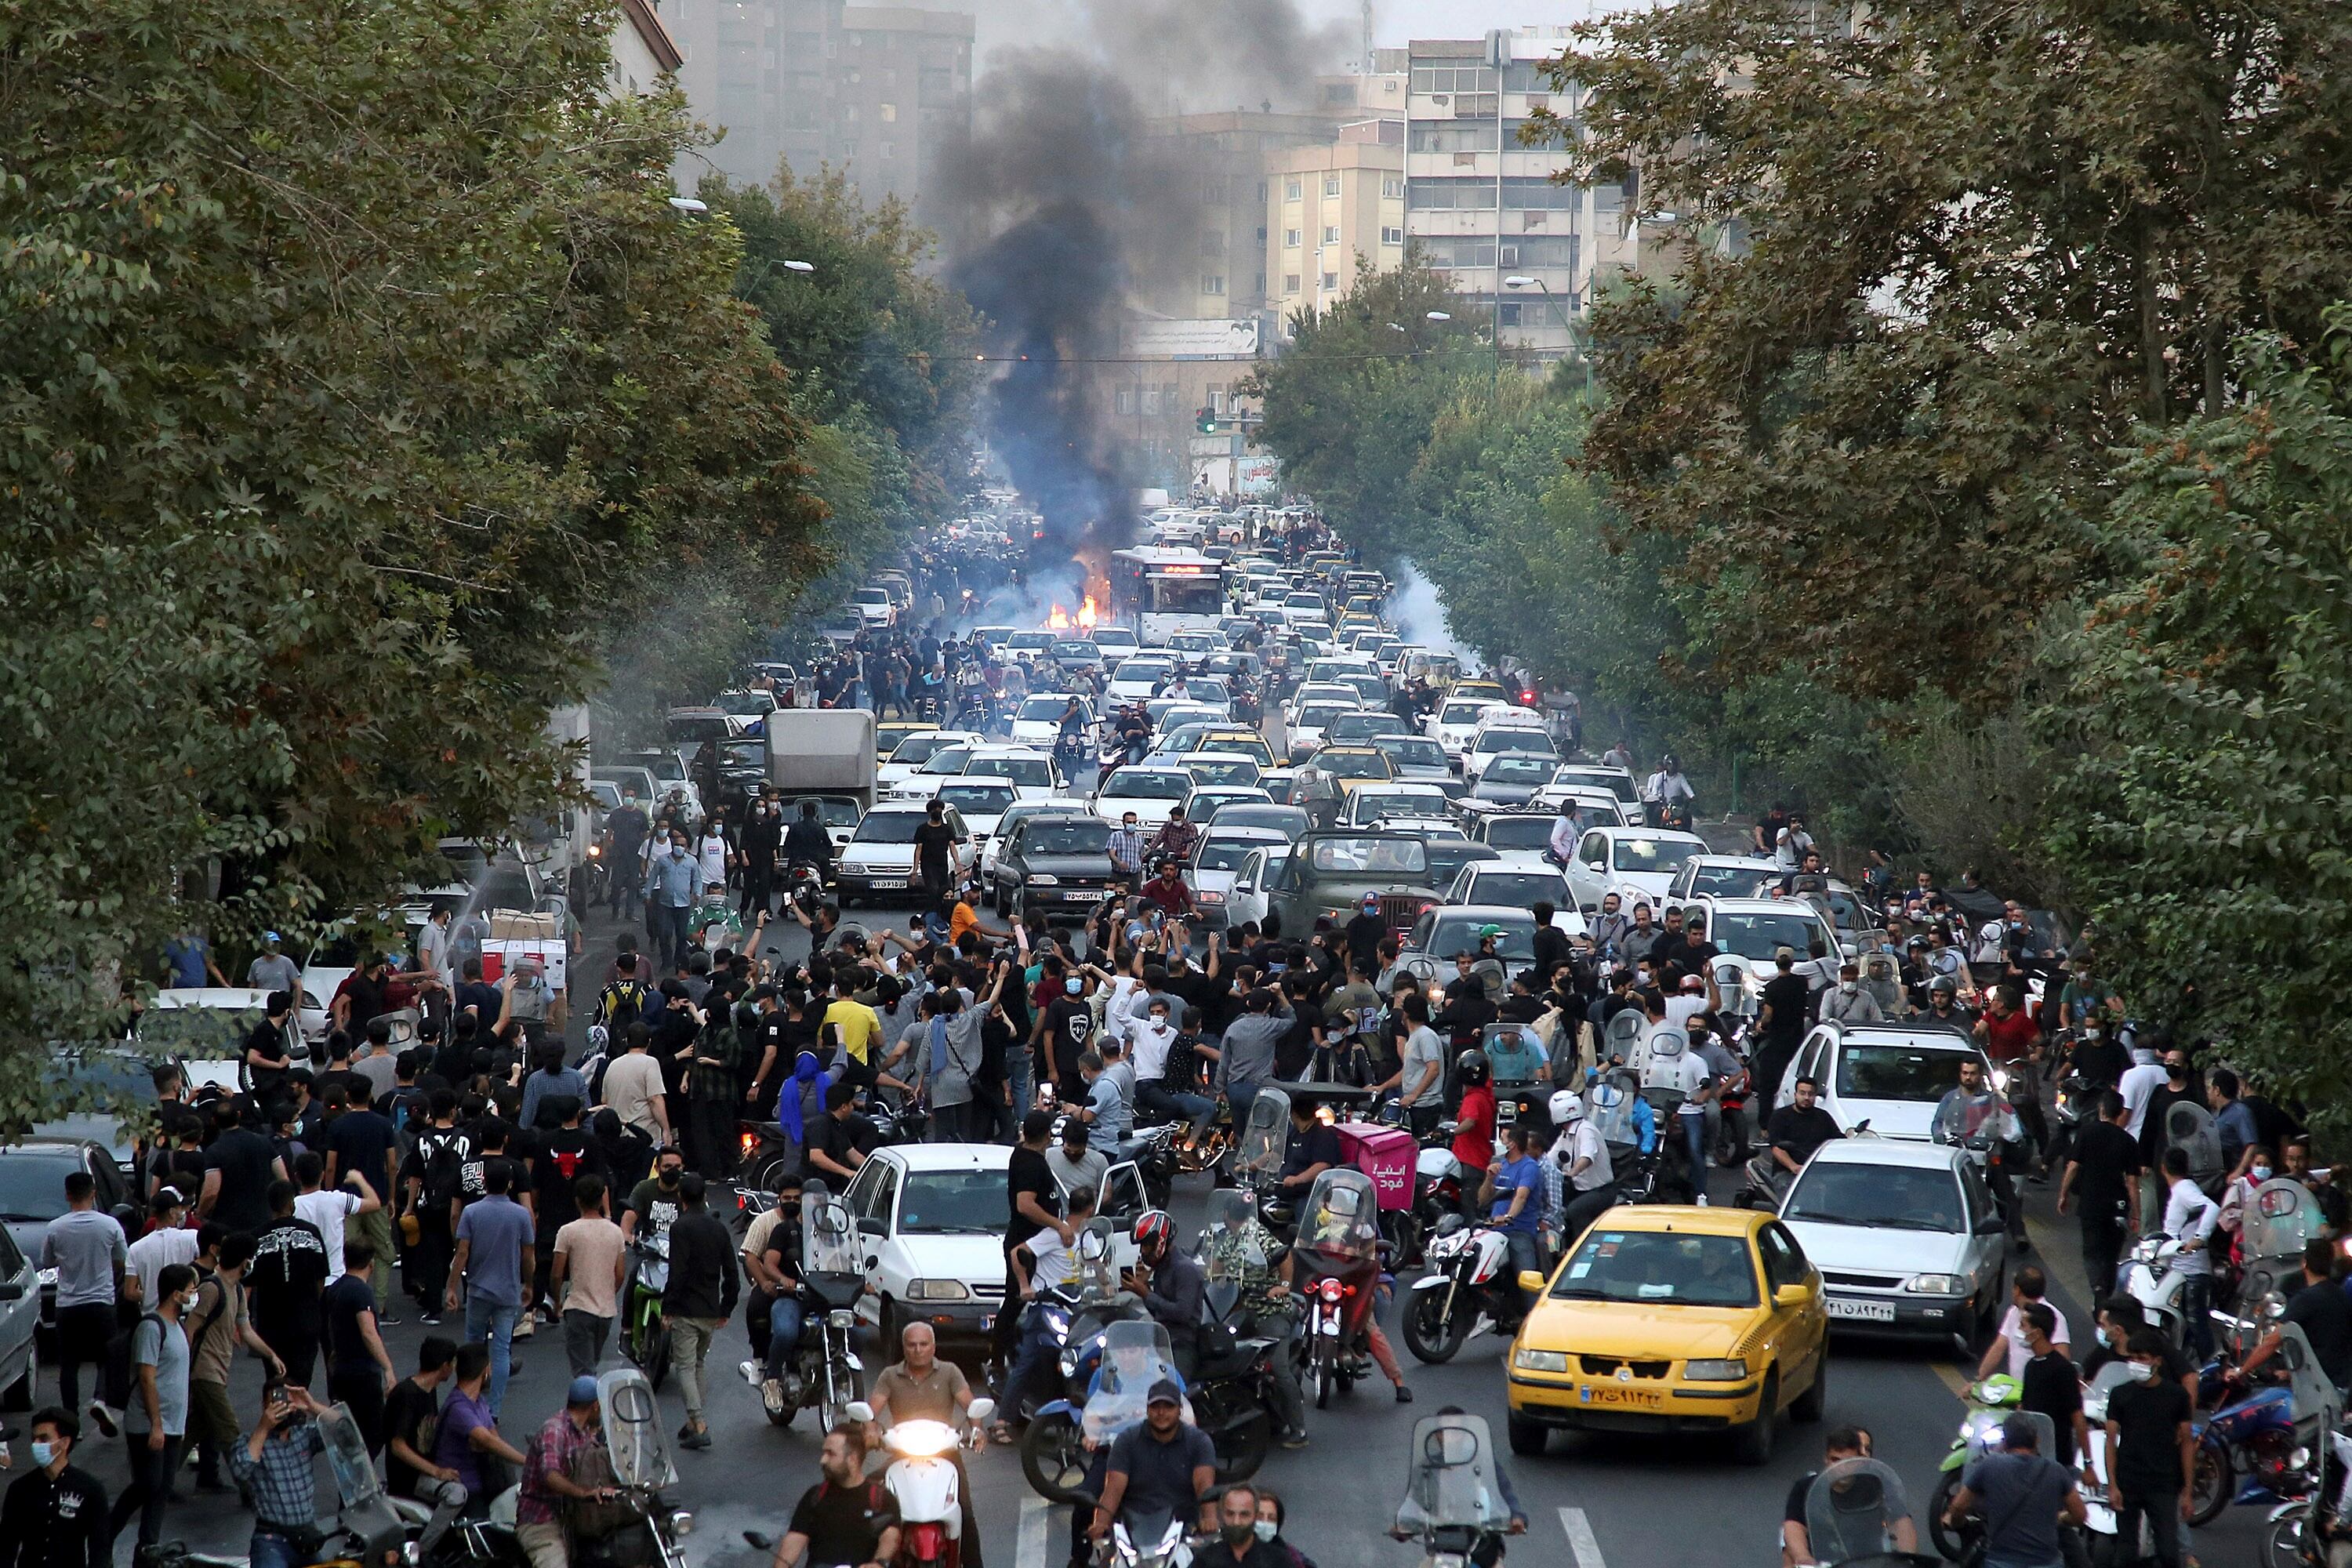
[663,1173,737,1450]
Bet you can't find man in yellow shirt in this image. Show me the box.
[822,982,882,1087]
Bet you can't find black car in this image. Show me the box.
[990,813,1121,919]
[0,1137,140,1332]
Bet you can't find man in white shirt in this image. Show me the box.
[2118,1048,2169,1141]
[601,1025,673,1145]
[292,1153,379,1280]
[1976,1265,2071,1381]
[1548,1093,1617,1247]
[1547,800,1584,866]
[2160,1146,2222,1357]
[1773,817,1816,874]
[1672,1042,1715,1206]
[125,1188,199,1304]
[1663,975,1711,1034]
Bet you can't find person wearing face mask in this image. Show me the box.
[2100,1330,2194,1568]
[2217,1144,2278,1240]
[1251,1488,1315,1568]
[2,1406,108,1568]
[1815,960,1883,1025]
[1193,1484,1288,1568]
[644,832,699,970]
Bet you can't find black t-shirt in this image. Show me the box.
[2019,1348,2084,1468]
[2067,1122,2143,1219]
[801,1112,860,1185]
[249,1217,329,1329]
[1783,1472,1818,1526]
[2069,1037,2129,1090]
[1274,1001,1324,1080]
[912,821,957,878]
[325,1109,398,1204]
[316,1068,374,1108]
[790,1479,901,1566]
[1760,975,1811,1040]
[2104,1376,2192,1492]
[1766,1105,1842,1167]
[1280,1123,1343,1182]
[323,1273,379,1380]
[1041,998,1094,1087]
[383,1377,441,1498]
[1341,914,1385,970]
[1006,1145,1058,1244]
[204,1127,281,1232]
[2282,1279,2352,1387]
[532,1127,604,1229]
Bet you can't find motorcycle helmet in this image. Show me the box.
[1548,1089,1583,1126]
[1455,1049,1491,1087]
[1133,1209,1174,1255]
[1929,975,1958,998]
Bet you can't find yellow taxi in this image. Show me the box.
[1308,744,1396,797]
[1504,1205,1828,1464]
[1183,728,1277,770]
[1449,677,1508,706]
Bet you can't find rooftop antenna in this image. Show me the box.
[1360,0,1375,74]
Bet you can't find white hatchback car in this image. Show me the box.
[959,746,1065,802]
[842,1143,1147,1353]
[1092,766,1195,828]
[879,731,983,796]
[1776,1138,2009,1349]
[1773,1023,1996,1142]
[1562,827,1708,913]
[835,804,973,906]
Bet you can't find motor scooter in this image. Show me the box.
[847,1397,996,1568]
[583,1368,697,1568]
[1291,1166,1381,1408]
[621,1232,672,1392]
[1388,1410,1515,1568]
[1403,1214,1516,1364]
[757,1180,868,1430]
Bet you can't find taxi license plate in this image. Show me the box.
[1577,1384,1662,1409]
[1825,1298,1896,1322]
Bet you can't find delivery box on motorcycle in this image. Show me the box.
[1335,1121,1415,1210]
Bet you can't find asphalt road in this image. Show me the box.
[50,892,2268,1568]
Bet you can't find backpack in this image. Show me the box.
[600,978,650,1034]
[103,1311,168,1413]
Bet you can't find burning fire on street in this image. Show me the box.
[1044,595,1099,631]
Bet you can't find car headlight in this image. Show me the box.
[1059,1348,1081,1378]
[1683,1358,1749,1381]
[1903,1273,1964,1295]
[1196,890,1224,904]
[1026,873,1058,886]
[909,1279,971,1301]
[1512,1348,1568,1372]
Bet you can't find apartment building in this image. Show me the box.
[1265,120,1405,332]
[1403,28,1636,362]
[667,0,971,224]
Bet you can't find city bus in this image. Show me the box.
[1109,546,1225,645]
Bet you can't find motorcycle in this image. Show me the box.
[2119,1233,2200,1348]
[1800,1457,1937,1567]
[1024,1318,1183,1504]
[1292,1166,1382,1409]
[621,1232,672,1392]
[1229,1084,1291,1201]
[1403,1214,1518,1365]
[1390,1410,1515,1568]
[769,1180,868,1431]
[585,1367,698,1568]
[849,1397,996,1568]
[1925,1375,2024,1560]
[2240,1177,2331,1317]
[2267,1428,2351,1568]
[1929,1086,2024,1246]
[2187,1316,2341,1526]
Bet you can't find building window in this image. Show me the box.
[879,140,895,158]
[1203,180,1229,203]
[1407,178,1497,209]
[1497,302,1523,326]
[1254,271,1266,296]
[1283,228,1301,249]
[1201,274,1225,296]
[880,102,897,122]
[1322,225,1339,244]
[1382,176,1405,200]
[1116,387,1137,415]
[1284,177,1303,201]
[1201,230,1225,256]
[1381,225,1403,245]
[1283,273,1301,293]
[1320,270,1338,290]
[1323,175,1341,197]
[1256,180,1269,202]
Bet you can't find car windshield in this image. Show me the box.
[1305,837,1429,877]
[1114,659,1175,681]
[1018,696,1080,721]
[895,1170,1008,1234]
[890,735,960,764]
[1784,1163,1966,1232]
[1376,738,1448,768]
[1297,704,1350,728]
[852,814,927,844]
[1023,819,1111,855]
[1610,838,1700,874]
[1425,843,1497,885]
[1686,862,1772,898]
[0,1149,85,1221]
[916,749,974,776]
[1105,772,1192,801]
[964,756,1054,787]
[937,784,1017,815]
[1009,633,1054,652]
[1837,1044,1975,1103]
[785,798,864,826]
[1217,807,1309,837]
[1051,641,1100,661]
[1318,750,1393,781]
[719,739,766,770]
[1485,756,1555,785]
[1462,871,1564,907]
[1425,915,1537,961]
[717,691,774,716]
[138,1007,263,1055]
[1330,713,1406,740]
[1712,911,1828,961]
[1439,703,1486,724]
[1187,759,1261,786]
[1548,1229,1759,1308]
[1481,817,1552,851]
[1473,730,1554,758]
[1195,837,1270,872]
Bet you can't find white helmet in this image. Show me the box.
[1549,1090,1584,1126]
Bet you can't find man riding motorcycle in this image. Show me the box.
[1548,1091,1617,1249]
[1740,1076,1843,1207]
[782,800,836,888]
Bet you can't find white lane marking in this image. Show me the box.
[1018,1495,1053,1568]
[1559,1506,1606,1568]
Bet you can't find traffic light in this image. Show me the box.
[1197,407,1220,434]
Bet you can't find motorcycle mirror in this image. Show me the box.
[846,1401,875,1425]
[967,1398,996,1425]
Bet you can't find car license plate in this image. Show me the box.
[1577,1384,1662,1409]
[874,878,909,890]
[980,1314,994,1332]
[1825,1297,1896,1322]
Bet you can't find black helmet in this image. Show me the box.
[1454,1049,1491,1087]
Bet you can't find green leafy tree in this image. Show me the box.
[2045,311,2352,1122]
[0,0,822,1111]
[1559,0,2352,704]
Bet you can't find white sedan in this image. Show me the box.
[1562,826,1708,914]
[1091,766,1195,828]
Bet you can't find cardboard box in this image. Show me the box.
[487,911,564,940]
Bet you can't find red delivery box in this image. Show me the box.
[1335,1122,1415,1208]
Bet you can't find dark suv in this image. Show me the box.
[990,812,1121,918]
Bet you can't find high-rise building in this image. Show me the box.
[1403,28,1636,363]
[667,0,971,225]
[1265,119,1405,333]
[1138,111,1341,324]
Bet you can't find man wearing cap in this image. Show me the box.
[1089,1380,1216,1553]
[247,933,301,999]
[514,1376,619,1568]
[1342,895,1387,978]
